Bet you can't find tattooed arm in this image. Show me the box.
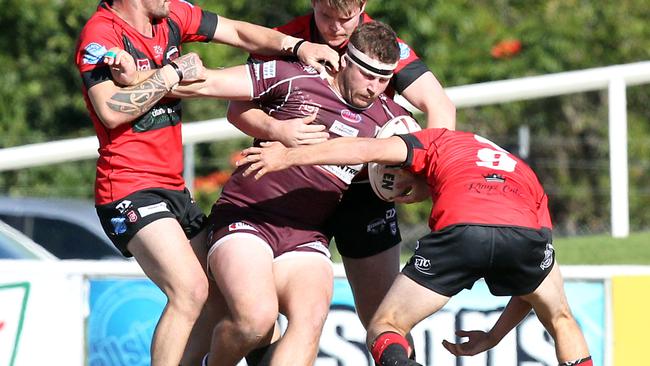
[87,53,205,129]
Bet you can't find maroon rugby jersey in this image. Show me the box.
[400,129,552,231]
[75,0,217,204]
[253,12,429,95]
[218,60,410,227]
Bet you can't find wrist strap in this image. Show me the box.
[292,39,307,58]
[169,61,183,82]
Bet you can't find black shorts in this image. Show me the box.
[402,225,555,297]
[326,182,401,259]
[96,188,206,257]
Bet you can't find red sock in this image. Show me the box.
[559,356,592,366]
[370,332,411,365]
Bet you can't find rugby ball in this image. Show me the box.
[368,115,421,201]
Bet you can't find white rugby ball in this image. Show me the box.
[369,115,421,201]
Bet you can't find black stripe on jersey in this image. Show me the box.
[397,133,423,168]
[82,67,112,89]
[199,10,218,41]
[391,59,430,94]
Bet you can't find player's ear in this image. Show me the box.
[340,54,349,69]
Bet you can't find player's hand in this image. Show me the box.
[442,330,497,357]
[297,42,340,73]
[394,175,429,204]
[173,53,207,83]
[272,114,329,147]
[104,48,138,86]
[238,141,291,179]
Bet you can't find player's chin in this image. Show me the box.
[325,36,348,48]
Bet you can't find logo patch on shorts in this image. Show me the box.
[110,217,127,235]
[116,200,132,213]
[540,243,554,270]
[228,222,258,232]
[413,255,434,275]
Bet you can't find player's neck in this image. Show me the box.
[110,1,154,36]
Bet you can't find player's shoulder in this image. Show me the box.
[251,60,320,82]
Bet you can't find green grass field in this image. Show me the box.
[553,231,650,265]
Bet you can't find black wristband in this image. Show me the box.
[292,39,307,58]
[169,61,183,82]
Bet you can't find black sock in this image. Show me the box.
[245,342,278,366]
[379,344,421,366]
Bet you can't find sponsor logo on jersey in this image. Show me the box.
[115,200,132,214]
[340,109,362,123]
[413,255,434,275]
[263,61,277,79]
[136,59,151,71]
[329,120,359,137]
[540,243,554,270]
[137,202,169,217]
[398,43,411,60]
[319,163,363,184]
[153,45,164,57]
[83,42,108,65]
[228,222,258,232]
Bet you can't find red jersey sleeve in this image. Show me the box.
[168,0,218,43]
[398,128,447,175]
[360,13,430,93]
[75,18,124,88]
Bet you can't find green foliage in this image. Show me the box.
[0,0,648,235]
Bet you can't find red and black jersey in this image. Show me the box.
[74,0,218,204]
[253,12,429,95]
[217,60,410,228]
[399,129,552,231]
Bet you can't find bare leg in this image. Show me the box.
[367,274,450,365]
[342,244,401,327]
[207,236,278,366]
[271,253,333,366]
[520,263,591,363]
[127,218,209,366]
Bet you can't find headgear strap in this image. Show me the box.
[345,43,398,78]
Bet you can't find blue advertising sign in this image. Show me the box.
[87,277,604,366]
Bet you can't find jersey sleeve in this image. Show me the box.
[75,21,124,90]
[391,38,430,94]
[168,0,218,43]
[398,129,446,175]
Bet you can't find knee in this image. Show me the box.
[233,303,278,345]
[168,274,209,318]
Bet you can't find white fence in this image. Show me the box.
[1,61,650,237]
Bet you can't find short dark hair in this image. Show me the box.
[349,21,399,65]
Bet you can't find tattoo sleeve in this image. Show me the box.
[106,69,170,116]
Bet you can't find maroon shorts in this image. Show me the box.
[206,205,330,259]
